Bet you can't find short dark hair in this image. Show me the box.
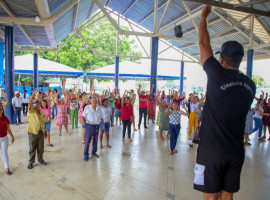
[221,54,242,68]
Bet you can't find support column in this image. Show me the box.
[115,56,119,93]
[4,26,15,123]
[180,61,184,93]
[246,49,253,79]
[0,42,4,88]
[33,53,38,89]
[150,37,159,94]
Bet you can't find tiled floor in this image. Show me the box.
[0,112,269,200]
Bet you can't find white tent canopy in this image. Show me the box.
[4,54,83,78]
[86,60,189,80]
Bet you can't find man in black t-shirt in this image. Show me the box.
[194,6,256,200]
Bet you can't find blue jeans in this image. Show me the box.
[169,124,180,152]
[111,108,115,125]
[14,107,21,123]
[52,104,58,118]
[139,107,147,127]
[252,117,263,137]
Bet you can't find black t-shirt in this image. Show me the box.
[199,56,256,157]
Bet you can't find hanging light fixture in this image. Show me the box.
[35,15,40,23]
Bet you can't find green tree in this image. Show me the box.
[252,75,268,88]
[15,14,142,82]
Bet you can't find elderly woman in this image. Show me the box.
[27,90,48,169]
[0,104,15,175]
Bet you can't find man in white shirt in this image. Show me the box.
[82,96,105,160]
[22,90,30,116]
[12,91,23,125]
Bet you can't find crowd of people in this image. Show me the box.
[1,82,268,175]
[0,83,210,172]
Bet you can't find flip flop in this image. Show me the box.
[106,145,112,148]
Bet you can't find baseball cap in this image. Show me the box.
[220,41,244,58]
[15,91,19,95]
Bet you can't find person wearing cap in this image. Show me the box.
[194,6,256,200]
[12,91,23,125]
[27,90,48,169]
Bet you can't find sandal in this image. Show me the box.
[5,170,13,175]
[40,160,48,166]
[106,145,112,148]
[128,138,133,143]
[28,163,33,169]
[47,144,54,147]
[244,142,251,145]
[100,145,103,149]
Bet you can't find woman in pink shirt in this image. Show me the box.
[40,97,55,146]
[121,93,134,143]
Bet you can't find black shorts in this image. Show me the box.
[194,145,244,193]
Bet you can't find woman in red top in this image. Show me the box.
[115,95,122,125]
[121,93,134,143]
[0,105,15,175]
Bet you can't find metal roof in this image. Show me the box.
[0,0,270,61]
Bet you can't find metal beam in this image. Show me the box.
[153,0,159,33]
[125,18,149,57]
[212,9,260,45]
[155,10,202,37]
[249,15,254,46]
[72,3,79,32]
[185,0,270,17]
[49,0,79,23]
[138,0,168,24]
[122,0,138,16]
[87,2,96,20]
[234,0,269,7]
[93,0,121,32]
[157,0,171,32]
[34,0,57,48]
[0,0,36,46]
[0,28,20,46]
[159,4,203,30]
[211,14,250,40]
[255,16,270,39]
[183,1,199,32]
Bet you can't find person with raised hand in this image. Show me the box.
[27,90,48,169]
[194,5,256,200]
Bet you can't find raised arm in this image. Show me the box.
[181,105,189,117]
[199,5,213,66]
[131,93,136,106]
[165,105,171,115]
[55,90,60,106]
[137,84,141,96]
[29,91,37,110]
[2,92,8,107]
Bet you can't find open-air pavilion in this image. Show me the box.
[0,1,270,200]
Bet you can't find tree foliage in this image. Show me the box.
[15,14,142,82]
[252,75,268,88]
